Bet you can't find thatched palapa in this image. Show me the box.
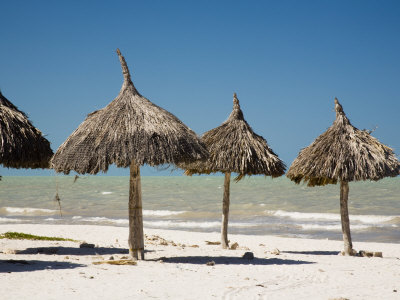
[184,93,285,180]
[51,49,208,260]
[182,93,286,248]
[0,91,53,169]
[287,98,400,255]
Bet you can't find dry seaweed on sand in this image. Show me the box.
[0,91,53,169]
[93,260,137,265]
[205,241,221,245]
[180,93,286,249]
[287,97,400,255]
[51,49,208,260]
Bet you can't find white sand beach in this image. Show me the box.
[1,224,399,300]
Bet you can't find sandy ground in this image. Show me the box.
[0,224,399,300]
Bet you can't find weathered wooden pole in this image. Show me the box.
[221,172,231,249]
[339,180,353,255]
[128,161,144,260]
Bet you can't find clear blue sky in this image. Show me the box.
[1,0,399,176]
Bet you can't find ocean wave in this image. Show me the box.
[77,216,129,225]
[1,207,57,216]
[143,220,257,229]
[76,217,258,228]
[101,192,113,195]
[0,217,23,223]
[143,210,186,216]
[387,216,400,225]
[266,210,398,224]
[300,223,371,231]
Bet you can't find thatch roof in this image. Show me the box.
[51,49,208,175]
[182,93,286,180]
[287,98,400,186]
[0,91,53,169]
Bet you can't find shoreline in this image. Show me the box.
[1,224,399,299]
[1,220,400,245]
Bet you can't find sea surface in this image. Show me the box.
[0,176,399,243]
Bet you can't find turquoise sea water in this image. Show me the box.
[0,176,399,243]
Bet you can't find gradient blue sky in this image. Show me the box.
[1,0,399,176]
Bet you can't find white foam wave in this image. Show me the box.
[70,211,186,225]
[143,220,257,229]
[143,210,186,216]
[300,223,370,231]
[350,215,397,223]
[267,210,398,224]
[101,192,113,195]
[0,217,22,223]
[67,216,257,229]
[144,220,220,229]
[78,216,128,225]
[108,219,129,225]
[2,207,57,216]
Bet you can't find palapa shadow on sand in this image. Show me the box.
[282,251,340,256]
[152,256,315,266]
[0,260,85,273]
[15,246,130,256]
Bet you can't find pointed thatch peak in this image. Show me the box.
[51,49,208,175]
[227,93,244,121]
[116,48,140,95]
[116,48,131,82]
[334,97,344,116]
[182,93,286,180]
[233,92,239,105]
[334,97,351,126]
[287,98,400,186]
[0,91,53,169]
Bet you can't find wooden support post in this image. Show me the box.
[221,172,231,249]
[128,161,144,260]
[340,180,353,255]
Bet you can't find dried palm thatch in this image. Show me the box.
[181,93,286,248]
[0,90,53,169]
[184,93,286,181]
[51,49,208,260]
[287,98,400,186]
[51,52,207,174]
[287,98,400,255]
